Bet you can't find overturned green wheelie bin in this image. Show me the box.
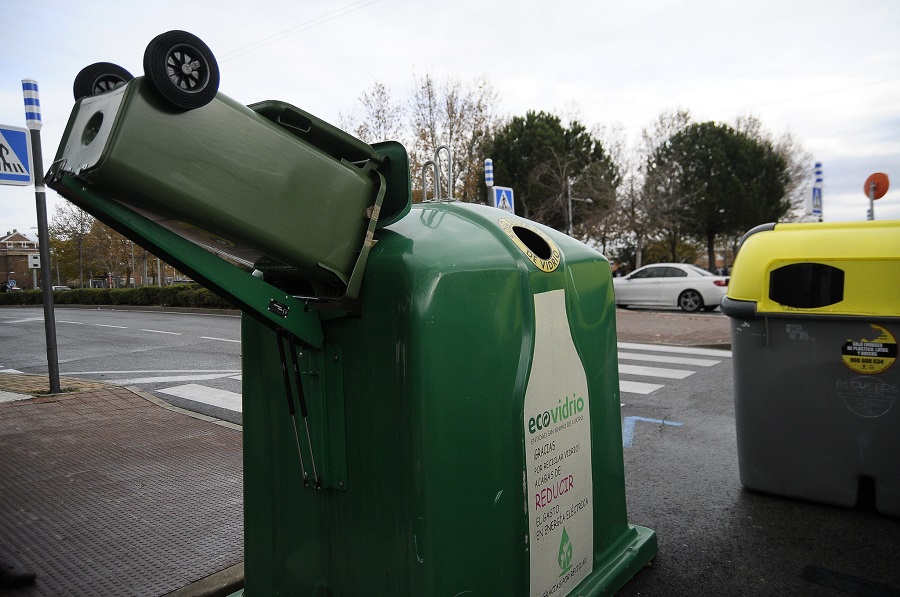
[722,220,900,516]
[47,30,656,595]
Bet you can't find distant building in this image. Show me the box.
[1,229,40,290]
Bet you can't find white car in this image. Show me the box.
[613,263,729,312]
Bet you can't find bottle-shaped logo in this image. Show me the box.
[558,527,573,575]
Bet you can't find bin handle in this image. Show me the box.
[422,160,439,202]
[435,145,453,201]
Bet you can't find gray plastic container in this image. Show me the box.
[722,221,900,516]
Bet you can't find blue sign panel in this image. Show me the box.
[811,187,822,216]
[0,125,32,186]
[492,186,514,214]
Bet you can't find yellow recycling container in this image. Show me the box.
[721,220,900,516]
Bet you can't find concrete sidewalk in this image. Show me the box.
[614,307,731,348]
[0,381,243,597]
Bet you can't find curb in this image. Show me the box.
[0,304,241,317]
[160,563,244,597]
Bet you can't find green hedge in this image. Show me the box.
[0,284,234,310]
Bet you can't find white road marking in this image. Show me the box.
[620,380,665,395]
[617,342,732,358]
[618,352,721,367]
[0,390,30,403]
[157,384,243,413]
[95,324,127,329]
[201,336,240,343]
[618,364,695,379]
[111,373,241,385]
[617,341,728,395]
[140,329,181,335]
[64,369,240,375]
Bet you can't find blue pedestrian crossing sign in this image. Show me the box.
[0,124,33,186]
[492,186,514,214]
[811,186,822,217]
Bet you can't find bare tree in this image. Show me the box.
[616,109,693,269]
[340,75,499,204]
[339,81,406,145]
[49,202,94,287]
[84,221,134,287]
[408,74,499,203]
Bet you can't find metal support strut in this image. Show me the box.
[276,331,309,486]
[276,331,321,488]
[288,335,320,489]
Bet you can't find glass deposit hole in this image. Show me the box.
[512,226,552,260]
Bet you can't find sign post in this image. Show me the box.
[863,172,889,221]
[484,158,493,205]
[23,79,61,393]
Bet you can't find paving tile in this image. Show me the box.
[0,387,243,596]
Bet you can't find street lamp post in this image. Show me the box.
[566,179,593,237]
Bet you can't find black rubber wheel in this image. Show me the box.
[143,30,219,110]
[678,289,704,313]
[702,305,718,312]
[73,62,134,101]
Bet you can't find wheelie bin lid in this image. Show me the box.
[723,220,900,319]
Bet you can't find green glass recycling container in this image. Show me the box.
[241,202,656,596]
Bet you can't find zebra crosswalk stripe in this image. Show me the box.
[618,342,730,395]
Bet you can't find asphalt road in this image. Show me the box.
[0,306,242,421]
[618,343,900,596]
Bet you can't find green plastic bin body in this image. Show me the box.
[242,202,656,595]
[51,78,402,298]
[722,220,900,516]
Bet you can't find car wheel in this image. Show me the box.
[143,30,219,110]
[678,289,703,313]
[616,304,629,309]
[73,62,134,101]
[702,305,717,312]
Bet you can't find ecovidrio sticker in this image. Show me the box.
[523,289,593,597]
[841,324,897,374]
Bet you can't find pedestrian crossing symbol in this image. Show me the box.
[810,187,822,216]
[492,185,514,214]
[0,125,33,186]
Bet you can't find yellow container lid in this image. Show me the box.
[727,220,900,317]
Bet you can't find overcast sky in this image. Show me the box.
[1,0,898,238]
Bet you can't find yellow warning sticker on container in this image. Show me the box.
[841,324,897,374]
[498,218,561,273]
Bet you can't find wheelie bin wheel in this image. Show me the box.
[73,62,134,101]
[143,30,219,110]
